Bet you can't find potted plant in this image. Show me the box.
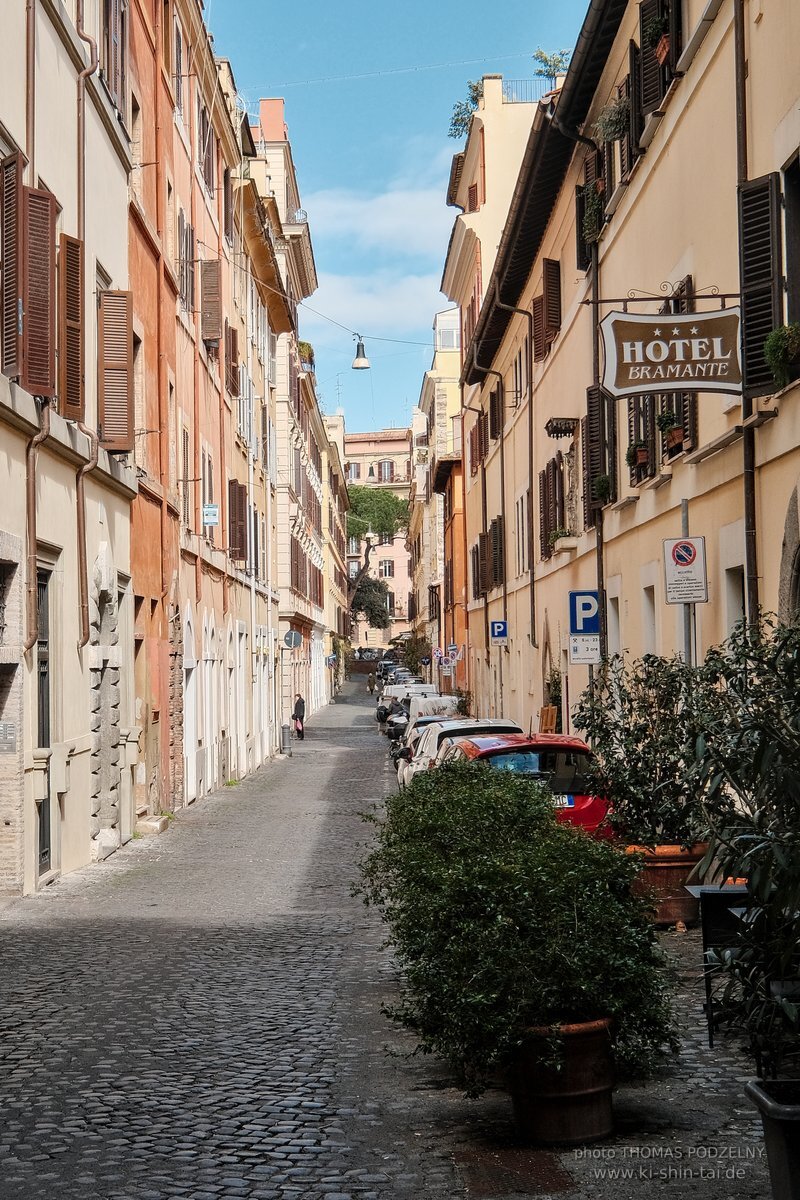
[643,13,669,64]
[549,527,578,552]
[656,410,684,452]
[358,759,677,1144]
[581,182,605,244]
[574,653,709,925]
[593,473,613,504]
[764,324,800,391]
[625,440,649,469]
[695,618,800,1198]
[593,95,631,143]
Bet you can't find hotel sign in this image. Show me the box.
[600,308,742,398]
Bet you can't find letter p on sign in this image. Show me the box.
[569,591,600,636]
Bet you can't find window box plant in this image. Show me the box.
[764,323,800,391]
[581,182,605,244]
[574,653,708,925]
[643,12,669,50]
[625,440,649,468]
[656,410,684,452]
[593,473,613,504]
[549,528,579,553]
[593,95,631,143]
[358,759,677,1142]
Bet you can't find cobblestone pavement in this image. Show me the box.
[0,685,771,1200]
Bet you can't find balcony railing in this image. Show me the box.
[502,78,553,104]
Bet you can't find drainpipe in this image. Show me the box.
[734,0,759,621]
[22,0,42,654]
[475,365,509,635]
[76,2,100,650]
[591,240,607,661]
[153,0,171,608]
[493,285,537,647]
[23,404,51,652]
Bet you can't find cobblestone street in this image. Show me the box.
[0,686,771,1200]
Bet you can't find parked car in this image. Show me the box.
[376,685,439,723]
[388,714,445,766]
[440,733,609,835]
[397,718,523,788]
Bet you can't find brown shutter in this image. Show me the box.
[627,397,638,486]
[532,294,546,361]
[602,139,615,199]
[488,387,501,439]
[605,393,619,500]
[467,183,478,212]
[581,418,594,530]
[585,385,605,514]
[675,275,697,449]
[667,0,683,74]
[478,531,491,593]
[618,78,632,178]
[543,258,561,340]
[98,290,134,451]
[1,152,24,379]
[58,234,84,420]
[575,186,590,273]
[200,259,222,342]
[739,173,783,395]
[226,322,240,396]
[469,424,478,475]
[21,187,57,397]
[639,0,665,116]
[227,478,238,556]
[628,41,644,152]
[223,169,234,241]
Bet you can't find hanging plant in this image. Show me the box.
[642,12,668,50]
[764,323,800,390]
[582,182,605,244]
[593,96,630,143]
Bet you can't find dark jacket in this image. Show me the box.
[292,697,306,722]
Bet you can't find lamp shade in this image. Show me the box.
[352,336,370,370]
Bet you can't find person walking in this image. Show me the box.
[292,693,306,741]
[367,672,376,695]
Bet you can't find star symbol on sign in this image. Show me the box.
[653,328,661,336]
[672,327,680,336]
[690,326,699,334]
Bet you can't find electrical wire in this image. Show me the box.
[243,51,535,90]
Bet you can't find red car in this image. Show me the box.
[441,733,609,836]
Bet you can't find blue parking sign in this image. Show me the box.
[490,620,508,645]
[569,591,600,636]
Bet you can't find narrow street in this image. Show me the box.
[0,688,770,1200]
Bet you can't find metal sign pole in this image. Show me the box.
[682,499,693,667]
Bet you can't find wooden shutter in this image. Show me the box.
[539,469,551,557]
[488,387,502,439]
[674,275,697,449]
[639,0,665,116]
[628,41,644,153]
[739,173,783,395]
[467,183,478,213]
[21,187,57,397]
[602,140,615,199]
[667,0,683,74]
[581,418,593,529]
[58,234,85,420]
[585,385,605,514]
[200,259,222,341]
[532,294,546,361]
[543,258,561,341]
[627,398,638,486]
[227,478,239,557]
[1,152,24,379]
[490,516,504,586]
[575,186,590,273]
[478,531,491,594]
[605,393,619,500]
[98,290,134,450]
[469,424,479,475]
[225,320,239,396]
[618,78,632,178]
[108,0,123,107]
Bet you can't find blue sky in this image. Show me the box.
[209,0,587,432]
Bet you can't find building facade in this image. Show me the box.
[453,0,800,732]
[344,427,413,650]
[1,0,138,892]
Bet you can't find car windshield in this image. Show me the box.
[486,749,593,792]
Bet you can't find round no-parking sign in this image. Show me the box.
[671,541,697,567]
[663,537,708,604]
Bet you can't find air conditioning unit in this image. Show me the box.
[289,501,300,521]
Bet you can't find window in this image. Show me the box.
[98,289,134,452]
[177,209,195,312]
[379,559,394,579]
[378,459,395,483]
[538,455,566,559]
[379,532,392,546]
[173,19,185,119]
[347,535,360,556]
[348,560,360,580]
[739,173,784,394]
[642,585,656,655]
[346,462,361,482]
[36,568,52,875]
[386,591,395,618]
[467,183,479,213]
[223,168,234,242]
[437,326,459,350]
[197,96,215,194]
[515,493,530,576]
[182,426,191,526]
[582,386,617,527]
[101,0,127,113]
[489,516,505,587]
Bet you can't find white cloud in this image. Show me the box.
[301,270,446,344]
[305,185,453,260]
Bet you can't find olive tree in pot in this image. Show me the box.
[358,760,676,1145]
[696,618,800,1200]
[574,653,708,925]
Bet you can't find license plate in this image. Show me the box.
[553,794,575,808]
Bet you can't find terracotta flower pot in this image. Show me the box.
[655,34,670,66]
[665,426,684,451]
[509,1017,615,1146]
[635,446,649,466]
[627,843,708,927]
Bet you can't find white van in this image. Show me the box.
[407,694,461,723]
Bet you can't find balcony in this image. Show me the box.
[501,78,552,104]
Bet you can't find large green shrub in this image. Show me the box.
[359,760,676,1096]
[573,653,706,847]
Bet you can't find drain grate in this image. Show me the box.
[454,1145,574,1197]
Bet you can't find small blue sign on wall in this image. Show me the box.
[489,620,508,645]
